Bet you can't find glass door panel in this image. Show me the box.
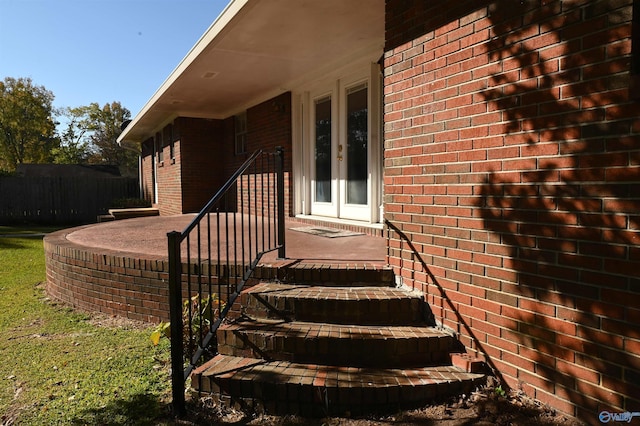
[345,85,368,205]
[315,97,332,203]
[310,93,337,218]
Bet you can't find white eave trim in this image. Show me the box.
[118,0,249,144]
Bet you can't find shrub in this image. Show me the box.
[151,294,225,363]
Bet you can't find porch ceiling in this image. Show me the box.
[119,0,385,144]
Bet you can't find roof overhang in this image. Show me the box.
[118,0,385,144]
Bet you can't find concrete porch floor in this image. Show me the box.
[64,214,386,266]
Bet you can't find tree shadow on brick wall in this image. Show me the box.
[477,0,640,417]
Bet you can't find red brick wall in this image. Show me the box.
[235,92,294,216]
[44,228,171,323]
[176,117,227,213]
[237,171,290,218]
[138,92,293,216]
[248,93,292,159]
[155,123,182,216]
[43,228,241,323]
[140,119,224,215]
[384,0,640,420]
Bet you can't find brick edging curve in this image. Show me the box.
[44,227,394,325]
[44,227,171,324]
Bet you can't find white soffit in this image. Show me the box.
[119,0,385,143]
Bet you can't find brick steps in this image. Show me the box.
[191,275,485,417]
[218,319,458,367]
[238,283,431,325]
[192,354,485,416]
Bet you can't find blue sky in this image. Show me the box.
[0,0,228,120]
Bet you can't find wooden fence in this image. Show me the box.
[0,176,139,225]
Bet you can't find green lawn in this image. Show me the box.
[0,229,174,425]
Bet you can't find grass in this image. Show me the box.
[0,225,67,236]
[0,229,174,425]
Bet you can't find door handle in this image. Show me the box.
[338,144,343,161]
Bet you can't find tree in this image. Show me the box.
[63,102,138,176]
[0,77,58,172]
[51,107,91,164]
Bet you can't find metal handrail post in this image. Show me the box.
[276,146,286,259]
[166,148,288,414]
[167,230,185,417]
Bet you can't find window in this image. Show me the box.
[164,124,175,161]
[156,132,164,163]
[171,121,180,161]
[235,112,247,155]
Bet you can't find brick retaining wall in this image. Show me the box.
[43,227,392,324]
[44,227,172,323]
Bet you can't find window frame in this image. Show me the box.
[234,112,248,155]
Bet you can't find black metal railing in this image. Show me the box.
[167,147,285,416]
[385,218,503,382]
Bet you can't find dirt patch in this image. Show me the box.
[176,379,584,426]
[86,313,153,330]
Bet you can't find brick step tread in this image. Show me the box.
[218,319,456,366]
[244,283,422,300]
[221,319,450,340]
[195,354,482,386]
[240,283,429,325]
[192,355,485,416]
[254,263,394,286]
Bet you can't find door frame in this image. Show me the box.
[292,61,382,223]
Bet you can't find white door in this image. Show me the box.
[307,72,379,222]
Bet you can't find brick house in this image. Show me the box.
[118,0,640,420]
